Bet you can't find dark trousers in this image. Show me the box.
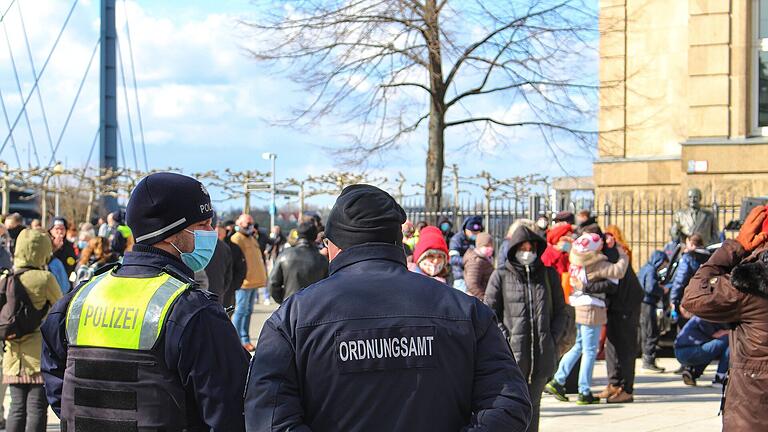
[605,306,641,393]
[639,303,659,361]
[7,384,47,432]
[526,376,548,432]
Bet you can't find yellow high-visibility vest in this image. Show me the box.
[65,271,189,351]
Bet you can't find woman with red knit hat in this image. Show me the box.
[410,226,453,286]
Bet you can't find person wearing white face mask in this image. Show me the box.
[410,226,453,285]
[484,226,568,432]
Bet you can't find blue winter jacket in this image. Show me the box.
[670,250,709,306]
[40,244,250,431]
[244,243,532,432]
[449,216,483,281]
[638,250,667,305]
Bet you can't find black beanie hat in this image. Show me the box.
[297,221,318,241]
[325,184,406,249]
[126,172,214,245]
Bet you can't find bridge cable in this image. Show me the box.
[3,21,41,166]
[0,0,79,158]
[121,0,147,171]
[116,37,139,171]
[17,0,56,157]
[0,88,22,166]
[45,38,100,169]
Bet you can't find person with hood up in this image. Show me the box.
[5,228,62,431]
[437,216,454,245]
[463,232,494,300]
[638,250,670,372]
[545,232,628,405]
[484,226,568,432]
[497,219,537,268]
[449,216,483,292]
[410,226,453,285]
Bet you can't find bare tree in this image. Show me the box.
[244,0,596,213]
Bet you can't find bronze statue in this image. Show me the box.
[670,188,719,246]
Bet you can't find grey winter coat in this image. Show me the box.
[485,226,568,382]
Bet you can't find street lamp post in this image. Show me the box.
[262,152,277,230]
[53,162,64,217]
[0,161,8,216]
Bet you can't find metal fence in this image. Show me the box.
[403,195,743,269]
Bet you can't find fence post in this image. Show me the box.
[603,202,611,226]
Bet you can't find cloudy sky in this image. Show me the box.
[0,0,597,207]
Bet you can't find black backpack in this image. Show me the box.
[0,268,50,340]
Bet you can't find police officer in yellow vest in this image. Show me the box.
[41,172,250,431]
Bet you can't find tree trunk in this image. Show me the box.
[424,0,445,218]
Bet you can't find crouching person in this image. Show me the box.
[674,313,729,386]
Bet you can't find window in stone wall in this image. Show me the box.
[755,0,768,132]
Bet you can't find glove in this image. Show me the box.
[670,309,679,322]
[737,206,768,252]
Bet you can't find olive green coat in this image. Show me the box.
[3,229,62,384]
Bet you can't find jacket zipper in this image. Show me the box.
[525,265,535,384]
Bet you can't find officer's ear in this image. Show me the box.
[326,239,342,262]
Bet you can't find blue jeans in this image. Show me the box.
[675,338,730,377]
[554,324,602,395]
[232,289,257,344]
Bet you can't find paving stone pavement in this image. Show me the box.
[37,304,722,431]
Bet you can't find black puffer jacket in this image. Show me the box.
[485,226,568,382]
[269,239,329,304]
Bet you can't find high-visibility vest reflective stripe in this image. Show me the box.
[116,224,132,238]
[65,272,189,351]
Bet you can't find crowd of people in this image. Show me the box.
[0,175,763,431]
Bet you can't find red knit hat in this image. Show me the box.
[547,223,573,245]
[413,226,449,262]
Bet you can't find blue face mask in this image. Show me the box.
[172,229,218,272]
[440,223,451,233]
[77,240,88,250]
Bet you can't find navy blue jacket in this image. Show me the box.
[674,316,729,349]
[638,250,667,305]
[449,216,482,281]
[40,244,250,432]
[670,250,709,306]
[244,243,531,432]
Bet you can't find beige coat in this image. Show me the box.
[231,232,267,289]
[3,229,62,384]
[569,248,628,326]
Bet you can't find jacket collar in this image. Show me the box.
[329,243,407,276]
[119,244,194,279]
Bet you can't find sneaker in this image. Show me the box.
[682,370,697,386]
[607,389,634,404]
[263,299,272,306]
[642,362,666,373]
[597,384,621,399]
[576,392,600,405]
[544,380,569,402]
[242,342,256,352]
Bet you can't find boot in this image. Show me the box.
[682,369,697,386]
[597,384,621,399]
[607,389,634,404]
[642,356,665,373]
